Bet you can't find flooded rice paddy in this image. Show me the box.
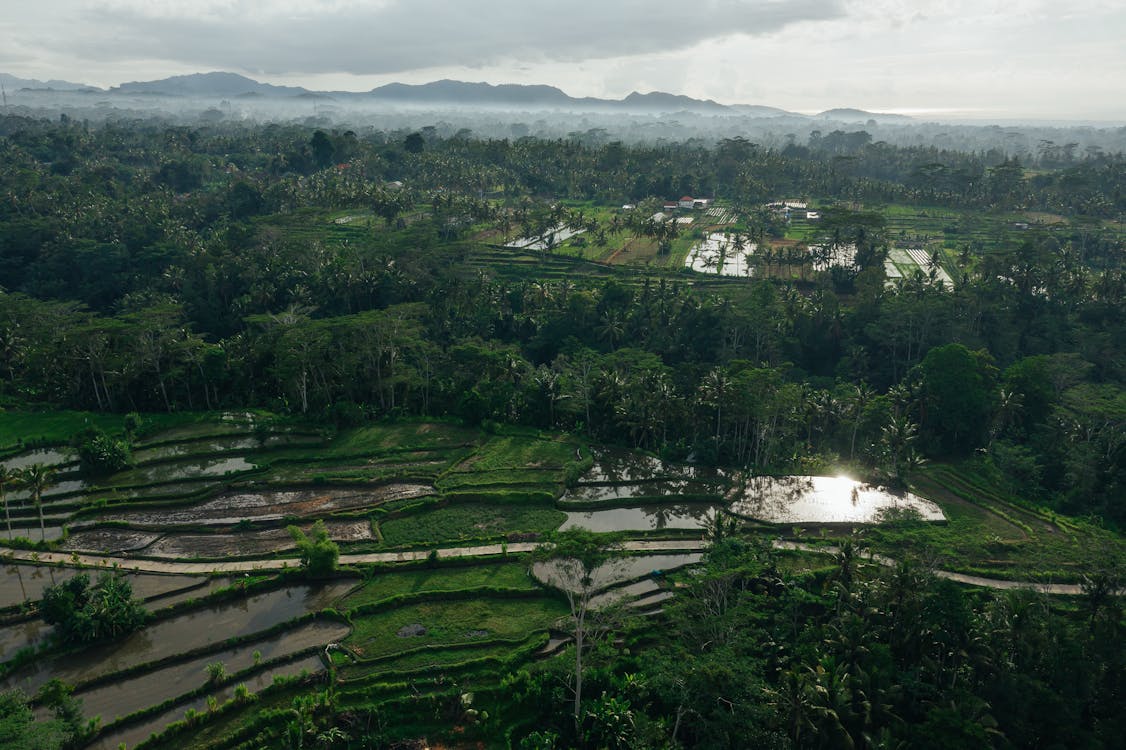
[131,433,319,463]
[578,450,727,485]
[730,475,944,524]
[75,620,348,727]
[561,505,716,533]
[88,654,326,750]
[533,552,703,593]
[115,456,259,485]
[0,448,77,470]
[99,484,431,527]
[64,520,373,558]
[0,566,208,610]
[140,520,374,558]
[685,233,757,277]
[562,479,723,503]
[2,581,355,694]
[0,618,53,661]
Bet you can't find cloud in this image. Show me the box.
[74,0,844,76]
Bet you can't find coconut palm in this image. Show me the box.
[19,463,56,541]
[0,466,18,540]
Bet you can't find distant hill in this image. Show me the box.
[728,103,805,118]
[111,72,308,97]
[619,91,730,114]
[817,108,912,123]
[364,80,732,114]
[3,71,919,121]
[0,73,97,92]
[366,80,575,107]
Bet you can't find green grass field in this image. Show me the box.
[344,597,567,660]
[338,563,538,610]
[377,503,566,547]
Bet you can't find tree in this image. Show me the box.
[289,520,340,577]
[403,132,425,154]
[916,343,996,453]
[40,572,147,644]
[0,689,70,750]
[18,464,55,541]
[73,427,130,476]
[309,130,335,169]
[0,467,17,540]
[533,528,625,722]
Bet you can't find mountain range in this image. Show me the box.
[3,71,912,121]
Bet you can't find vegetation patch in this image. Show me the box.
[338,562,537,610]
[344,597,568,660]
[376,503,565,547]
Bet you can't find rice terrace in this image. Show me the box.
[0,60,1123,746]
[0,405,1118,748]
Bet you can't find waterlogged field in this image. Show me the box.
[685,233,757,276]
[0,413,1117,748]
[730,475,945,524]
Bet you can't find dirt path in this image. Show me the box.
[2,538,1085,595]
[773,541,1084,595]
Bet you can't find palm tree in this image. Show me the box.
[19,464,56,541]
[595,311,625,351]
[0,466,17,540]
[847,383,875,460]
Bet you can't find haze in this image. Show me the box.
[2,0,1124,122]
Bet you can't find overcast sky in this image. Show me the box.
[2,0,1124,120]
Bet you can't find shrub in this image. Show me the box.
[40,572,146,644]
[288,520,340,577]
[73,428,131,476]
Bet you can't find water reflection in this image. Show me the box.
[532,553,702,593]
[100,485,431,526]
[578,449,728,485]
[560,505,716,533]
[730,475,944,524]
[1,581,354,694]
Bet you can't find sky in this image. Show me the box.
[2,0,1124,120]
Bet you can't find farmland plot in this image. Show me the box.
[686,233,757,276]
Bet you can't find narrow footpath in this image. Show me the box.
[2,538,1084,595]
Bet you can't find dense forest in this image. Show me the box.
[1,116,1122,523]
[0,112,1123,748]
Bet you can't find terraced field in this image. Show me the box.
[0,413,1118,748]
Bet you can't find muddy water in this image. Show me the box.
[2,524,66,543]
[0,564,79,608]
[75,620,349,726]
[0,566,203,609]
[563,480,722,503]
[63,528,164,554]
[115,456,259,486]
[124,574,208,601]
[730,475,944,524]
[148,578,234,611]
[533,552,703,593]
[0,448,77,471]
[86,480,215,501]
[142,520,374,559]
[2,581,355,694]
[590,579,661,609]
[579,449,729,484]
[0,618,53,661]
[7,477,87,502]
[131,438,263,463]
[101,485,431,527]
[130,434,318,464]
[561,505,716,533]
[88,654,325,750]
